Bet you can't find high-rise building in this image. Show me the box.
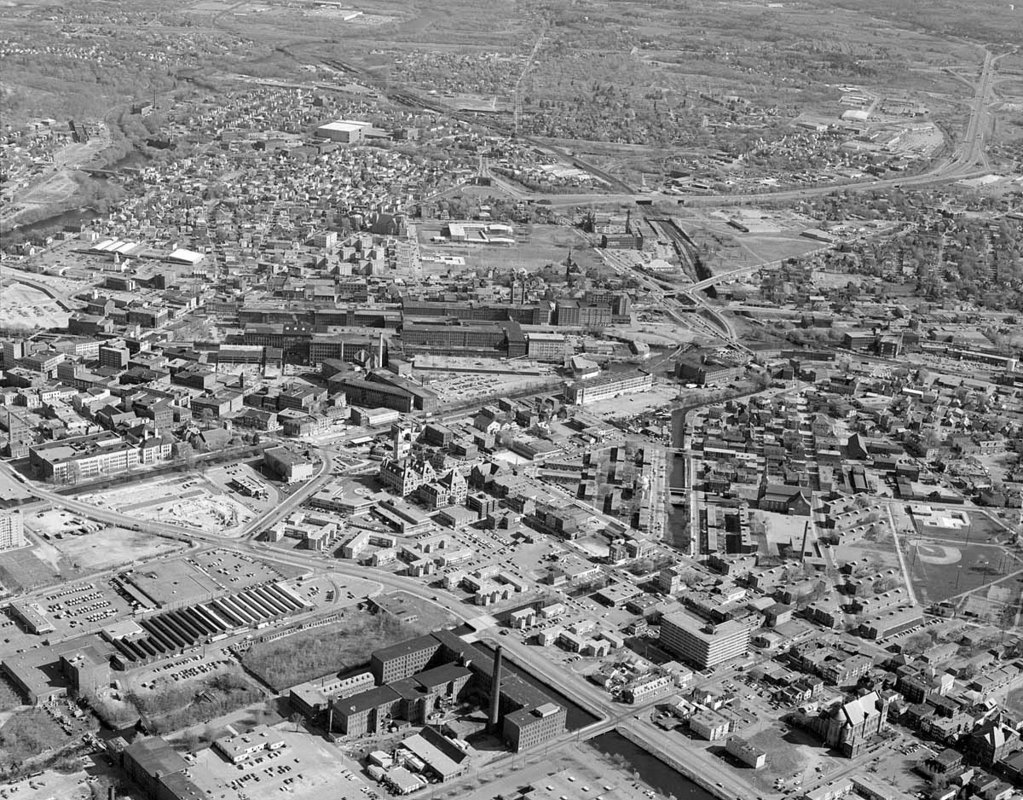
[0,511,26,551]
[659,609,751,669]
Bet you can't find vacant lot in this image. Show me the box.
[50,526,182,571]
[126,667,264,735]
[242,611,422,691]
[0,282,69,330]
[0,548,56,593]
[0,707,79,768]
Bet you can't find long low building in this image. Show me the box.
[564,370,653,405]
[400,320,527,358]
[401,299,551,326]
[858,606,924,640]
[29,431,173,484]
[340,377,416,413]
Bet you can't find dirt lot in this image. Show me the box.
[0,282,69,329]
[42,526,183,572]
[80,471,277,537]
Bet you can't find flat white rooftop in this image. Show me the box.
[316,120,371,132]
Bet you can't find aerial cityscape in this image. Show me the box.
[0,1,1021,800]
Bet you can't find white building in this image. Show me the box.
[315,120,371,143]
[0,511,25,551]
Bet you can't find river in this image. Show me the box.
[7,148,149,238]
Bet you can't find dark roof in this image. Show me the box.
[414,663,472,689]
[159,771,208,800]
[124,737,188,778]
[390,677,428,701]
[334,685,400,715]
[371,633,442,663]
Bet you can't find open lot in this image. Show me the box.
[0,282,69,329]
[241,609,422,692]
[744,723,817,793]
[0,547,58,593]
[0,470,34,504]
[124,664,265,735]
[33,524,183,572]
[189,726,371,800]
[78,470,277,537]
[0,702,92,771]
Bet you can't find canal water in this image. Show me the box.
[666,406,689,550]
[473,646,717,798]
[589,731,718,800]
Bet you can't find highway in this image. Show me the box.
[211,16,999,219]
[539,48,1001,211]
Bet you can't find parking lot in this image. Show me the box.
[190,549,301,591]
[0,577,135,655]
[188,727,372,800]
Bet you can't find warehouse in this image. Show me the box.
[314,119,371,143]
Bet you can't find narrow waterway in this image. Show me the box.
[588,731,717,800]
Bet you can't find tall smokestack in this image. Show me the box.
[488,645,503,733]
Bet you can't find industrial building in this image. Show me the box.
[564,370,654,405]
[263,445,315,483]
[330,631,567,752]
[400,320,527,358]
[122,736,206,800]
[314,119,372,143]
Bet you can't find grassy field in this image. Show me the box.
[0,707,78,767]
[0,548,56,593]
[907,541,1016,605]
[242,611,422,691]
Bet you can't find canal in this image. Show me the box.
[589,731,718,800]
[666,405,690,550]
